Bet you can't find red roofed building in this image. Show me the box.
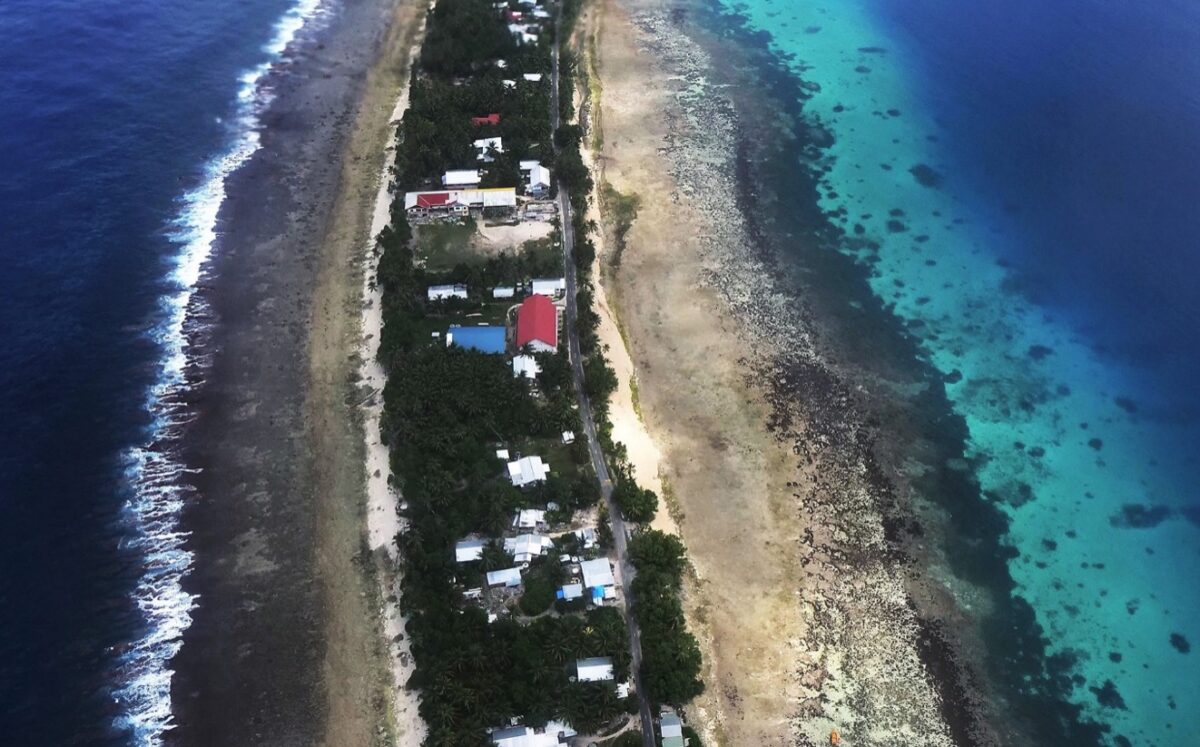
[471,113,501,126]
[516,294,558,353]
[416,192,452,208]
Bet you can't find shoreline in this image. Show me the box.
[168,0,424,742]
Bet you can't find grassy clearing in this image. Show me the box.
[514,434,581,480]
[628,374,642,421]
[659,470,684,524]
[415,220,478,271]
[599,182,640,270]
[585,26,604,153]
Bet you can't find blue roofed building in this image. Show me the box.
[447,325,507,354]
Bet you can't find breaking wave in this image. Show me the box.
[109,0,329,742]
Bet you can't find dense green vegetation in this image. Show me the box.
[611,468,659,524]
[628,531,704,706]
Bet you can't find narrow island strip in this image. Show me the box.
[363,0,710,744]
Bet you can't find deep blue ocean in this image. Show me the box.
[711,0,1200,743]
[0,0,318,743]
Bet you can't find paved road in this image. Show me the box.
[551,10,657,747]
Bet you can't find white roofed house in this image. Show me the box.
[504,533,554,563]
[511,354,541,380]
[660,712,685,747]
[580,558,616,600]
[427,283,468,301]
[512,508,547,529]
[527,164,551,197]
[486,566,524,588]
[492,285,516,299]
[490,721,576,746]
[522,73,543,82]
[558,582,584,601]
[455,538,485,562]
[507,24,538,44]
[507,455,550,487]
[474,136,504,162]
[575,656,614,682]
[574,527,597,549]
[530,277,566,298]
[442,168,482,188]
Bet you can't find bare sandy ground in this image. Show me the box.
[583,1,963,745]
[473,219,555,254]
[584,3,807,742]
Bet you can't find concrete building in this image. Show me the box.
[405,188,517,222]
[516,294,558,353]
[575,656,615,683]
[507,455,550,487]
[427,283,468,301]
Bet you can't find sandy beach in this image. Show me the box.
[581,0,979,743]
[169,0,426,743]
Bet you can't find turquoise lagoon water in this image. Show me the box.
[707,0,1200,743]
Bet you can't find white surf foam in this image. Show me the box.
[111,0,330,743]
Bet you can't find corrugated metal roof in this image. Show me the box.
[486,567,523,587]
[516,294,557,350]
[580,558,615,588]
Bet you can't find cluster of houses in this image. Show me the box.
[429,277,565,358]
[501,0,552,46]
[405,0,557,226]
